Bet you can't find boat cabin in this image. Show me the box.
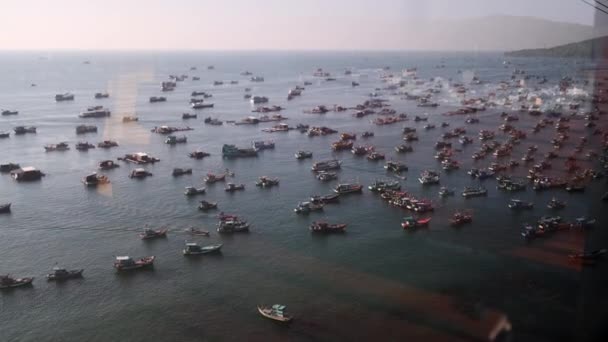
[11,166,44,181]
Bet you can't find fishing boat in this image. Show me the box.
[82,173,110,186]
[217,219,250,233]
[310,221,347,233]
[0,131,10,138]
[1,109,18,116]
[351,146,369,156]
[191,102,214,109]
[0,203,11,214]
[252,140,275,150]
[333,183,363,194]
[222,144,258,158]
[14,126,36,135]
[184,187,206,196]
[450,212,473,226]
[316,171,338,182]
[384,161,408,173]
[185,227,210,236]
[183,242,223,256]
[574,217,596,229]
[565,184,585,192]
[55,93,75,101]
[139,227,168,240]
[0,275,34,289]
[79,108,110,118]
[189,150,210,159]
[225,183,245,192]
[462,186,487,198]
[569,249,607,265]
[44,142,70,152]
[547,198,565,209]
[438,187,455,197]
[204,173,226,184]
[94,92,109,99]
[251,96,269,104]
[395,144,413,153]
[113,256,155,271]
[310,193,340,204]
[258,304,293,323]
[119,153,160,164]
[401,216,431,229]
[182,113,198,119]
[256,176,279,188]
[419,170,440,185]
[75,142,95,151]
[97,140,119,148]
[204,117,223,125]
[46,267,83,281]
[129,168,152,179]
[199,200,218,211]
[76,125,98,134]
[98,160,119,170]
[311,159,341,172]
[165,135,187,145]
[368,180,400,192]
[149,96,167,103]
[172,168,192,177]
[11,167,45,182]
[332,140,353,151]
[508,199,534,210]
[367,151,385,161]
[295,151,313,160]
[0,163,20,173]
[294,201,324,214]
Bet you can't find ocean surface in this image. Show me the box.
[0,51,606,342]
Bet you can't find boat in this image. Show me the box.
[149,96,167,103]
[368,180,400,192]
[122,116,139,122]
[250,76,264,82]
[172,168,192,177]
[165,135,187,145]
[45,142,70,152]
[82,172,110,186]
[438,187,455,197]
[14,126,37,135]
[1,110,18,116]
[0,131,10,138]
[46,267,83,281]
[316,171,338,182]
[191,102,214,109]
[384,161,408,173]
[0,163,20,173]
[294,201,324,214]
[252,140,275,150]
[222,144,258,158]
[0,203,11,214]
[75,142,95,151]
[225,183,245,192]
[11,167,45,181]
[94,92,109,99]
[189,150,210,159]
[204,117,223,125]
[508,199,534,210]
[547,198,565,209]
[182,113,198,119]
[565,184,585,192]
[185,227,210,236]
[295,151,313,160]
[76,125,97,134]
[450,212,473,226]
[256,176,279,188]
[333,183,363,194]
[251,96,269,104]
[139,227,168,240]
[0,275,34,289]
[258,304,293,323]
[55,93,75,101]
[204,173,226,184]
[113,256,155,271]
[401,216,431,229]
[310,221,347,233]
[395,144,413,153]
[362,131,374,138]
[310,193,340,204]
[462,186,487,198]
[118,152,160,164]
[79,108,110,118]
[97,140,119,148]
[217,219,250,233]
[199,200,219,211]
[569,249,607,264]
[311,159,341,172]
[185,187,206,196]
[183,242,223,256]
[418,170,440,185]
[367,152,385,161]
[98,160,119,170]
[129,168,152,179]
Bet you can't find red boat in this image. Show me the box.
[401,217,431,229]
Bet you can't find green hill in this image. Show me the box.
[505,36,608,58]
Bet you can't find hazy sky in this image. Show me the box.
[0,0,597,50]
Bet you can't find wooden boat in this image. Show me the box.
[255,176,279,188]
[0,275,34,289]
[0,203,11,214]
[217,219,249,233]
[258,305,293,323]
[139,228,168,240]
[401,217,431,229]
[113,256,155,271]
[199,200,218,211]
[183,242,223,255]
[310,221,347,233]
[46,267,84,281]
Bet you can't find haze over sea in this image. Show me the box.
[0,51,605,341]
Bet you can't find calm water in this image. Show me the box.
[0,51,606,341]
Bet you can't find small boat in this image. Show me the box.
[252,140,275,150]
[76,125,98,134]
[0,203,11,214]
[82,172,110,186]
[251,96,269,104]
[258,304,293,323]
[462,186,487,198]
[199,200,218,211]
[368,180,400,192]
[0,275,34,289]
[46,267,83,281]
[75,142,95,151]
[113,256,155,271]
[182,113,198,119]
[401,216,431,229]
[295,151,313,160]
[217,219,249,233]
[508,199,534,210]
[172,168,193,177]
[316,171,338,182]
[11,167,45,182]
[183,242,223,255]
[419,170,440,185]
[1,110,18,116]
[129,168,152,179]
[384,161,408,173]
[438,187,455,197]
[14,126,36,135]
[333,183,363,194]
[165,135,187,145]
[97,140,119,148]
[0,131,10,138]
[547,198,565,210]
[0,163,20,173]
[122,116,139,122]
[204,173,226,183]
[204,117,223,125]
[310,221,347,233]
[98,160,119,170]
[395,144,413,153]
[367,151,385,161]
[569,249,607,264]
[294,201,324,214]
[94,92,109,99]
[184,187,206,196]
[450,212,473,226]
[55,93,75,102]
[45,142,70,152]
[310,193,340,204]
[139,227,168,240]
[256,176,279,188]
[189,150,210,159]
[149,96,167,103]
[311,159,341,172]
[192,102,214,109]
[225,183,245,192]
[362,131,374,138]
